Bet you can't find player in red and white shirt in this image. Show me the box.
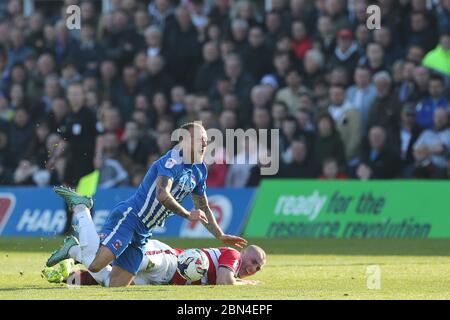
[66,240,266,286]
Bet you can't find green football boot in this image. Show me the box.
[46,235,79,267]
[58,258,75,280]
[41,267,64,284]
[53,185,93,211]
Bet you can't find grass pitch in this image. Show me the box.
[0,237,450,300]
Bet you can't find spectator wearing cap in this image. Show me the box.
[367,71,401,136]
[415,75,449,130]
[328,28,360,74]
[355,126,401,180]
[260,74,279,97]
[194,41,223,94]
[422,31,450,78]
[414,108,450,169]
[346,65,377,130]
[327,84,362,161]
[243,25,273,82]
[392,103,423,171]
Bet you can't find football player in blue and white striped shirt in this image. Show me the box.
[47,122,247,287]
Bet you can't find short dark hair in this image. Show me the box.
[430,74,445,84]
[177,122,205,142]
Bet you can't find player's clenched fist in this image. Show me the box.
[188,209,208,224]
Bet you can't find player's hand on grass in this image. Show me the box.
[218,234,248,249]
[245,279,261,285]
[188,209,208,224]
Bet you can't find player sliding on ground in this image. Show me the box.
[43,239,266,286]
[46,122,247,287]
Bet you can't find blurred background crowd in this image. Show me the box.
[0,0,450,189]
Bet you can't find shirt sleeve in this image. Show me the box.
[156,156,179,180]
[192,165,207,196]
[218,249,241,273]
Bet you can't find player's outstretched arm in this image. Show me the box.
[156,176,208,223]
[192,194,247,248]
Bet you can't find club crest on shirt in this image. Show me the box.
[113,239,122,250]
[165,158,177,168]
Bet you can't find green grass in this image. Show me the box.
[1,237,450,299]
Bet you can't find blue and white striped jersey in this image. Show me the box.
[123,148,208,230]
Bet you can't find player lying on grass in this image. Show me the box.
[43,239,266,286]
[46,122,247,287]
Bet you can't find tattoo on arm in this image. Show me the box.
[192,194,224,238]
[156,176,190,218]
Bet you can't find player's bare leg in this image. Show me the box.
[89,245,115,273]
[109,266,134,287]
[50,186,116,283]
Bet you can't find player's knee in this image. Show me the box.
[88,259,108,273]
[88,263,103,273]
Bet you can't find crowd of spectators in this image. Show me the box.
[0,0,450,189]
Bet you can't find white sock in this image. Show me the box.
[74,205,99,268]
[88,265,112,287]
[68,245,81,262]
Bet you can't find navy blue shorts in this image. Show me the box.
[99,204,151,275]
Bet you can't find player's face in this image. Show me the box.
[189,126,208,163]
[239,249,266,278]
